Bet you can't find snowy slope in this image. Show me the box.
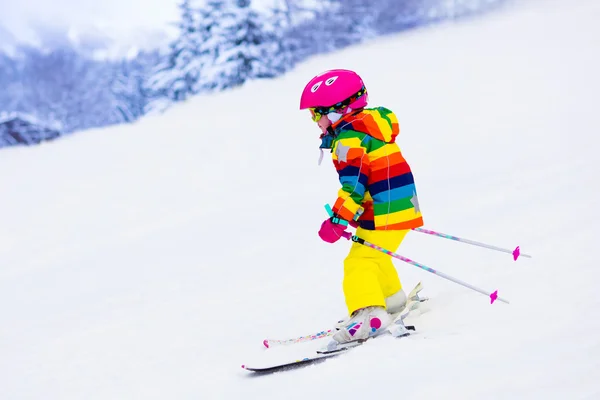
[1,1,600,399]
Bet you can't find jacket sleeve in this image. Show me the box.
[330,136,370,222]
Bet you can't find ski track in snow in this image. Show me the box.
[1,1,599,399]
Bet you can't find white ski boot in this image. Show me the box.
[385,289,407,315]
[333,282,426,336]
[332,306,392,345]
[334,289,407,331]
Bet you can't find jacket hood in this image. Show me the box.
[332,106,399,143]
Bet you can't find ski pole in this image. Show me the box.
[412,227,531,261]
[324,205,509,304]
[340,231,509,304]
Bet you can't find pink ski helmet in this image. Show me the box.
[299,69,368,116]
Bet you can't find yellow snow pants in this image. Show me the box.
[343,227,409,315]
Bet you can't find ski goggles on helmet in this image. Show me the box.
[309,108,323,122]
[308,86,367,123]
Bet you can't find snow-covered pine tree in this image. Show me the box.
[146,0,205,103]
[374,0,443,34]
[0,53,20,112]
[211,0,288,90]
[145,0,233,113]
[210,0,257,89]
[2,45,131,134]
[282,0,349,60]
[193,0,228,91]
[112,50,161,122]
[263,1,298,76]
[438,0,506,21]
[325,0,378,47]
[17,46,101,132]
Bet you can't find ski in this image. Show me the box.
[242,325,416,374]
[242,283,428,374]
[262,281,427,349]
[241,351,347,373]
[316,324,416,354]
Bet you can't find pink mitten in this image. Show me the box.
[318,219,349,243]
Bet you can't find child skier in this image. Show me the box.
[299,69,424,345]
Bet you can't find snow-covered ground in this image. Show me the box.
[1,1,599,398]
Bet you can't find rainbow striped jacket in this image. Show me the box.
[329,107,424,231]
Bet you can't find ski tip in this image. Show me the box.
[490,290,498,304]
[241,365,246,369]
[263,340,270,349]
[513,246,521,261]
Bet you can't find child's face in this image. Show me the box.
[317,114,332,134]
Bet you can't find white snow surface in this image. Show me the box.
[1,1,600,399]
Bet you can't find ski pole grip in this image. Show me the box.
[325,204,353,239]
[325,204,353,240]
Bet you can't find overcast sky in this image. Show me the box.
[2,0,179,30]
[0,0,283,52]
[0,0,282,31]
[0,1,180,55]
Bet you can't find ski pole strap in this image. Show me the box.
[324,204,334,217]
[331,216,348,227]
[324,204,348,227]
